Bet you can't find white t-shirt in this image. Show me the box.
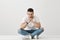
[21,16,40,30]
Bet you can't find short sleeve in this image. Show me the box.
[20,17,26,23]
[35,16,40,23]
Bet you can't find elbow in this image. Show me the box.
[37,24,41,28]
[38,25,41,28]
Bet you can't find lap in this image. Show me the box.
[19,27,44,34]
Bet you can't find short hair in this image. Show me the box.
[27,8,34,12]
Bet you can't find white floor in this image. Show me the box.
[0,35,60,40]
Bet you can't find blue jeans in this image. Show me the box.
[18,28,44,37]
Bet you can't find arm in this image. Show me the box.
[32,22,41,28]
[20,18,31,29]
[20,22,28,29]
[31,16,41,29]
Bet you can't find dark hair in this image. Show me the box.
[27,8,34,12]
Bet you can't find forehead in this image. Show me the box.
[27,12,33,14]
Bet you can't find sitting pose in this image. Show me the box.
[18,8,44,39]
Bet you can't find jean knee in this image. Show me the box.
[38,28,44,32]
[18,29,29,35]
[18,29,21,34]
[41,28,44,32]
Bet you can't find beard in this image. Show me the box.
[30,16,33,18]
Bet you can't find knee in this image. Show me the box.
[18,29,29,35]
[38,28,44,32]
[41,27,44,32]
[18,29,22,34]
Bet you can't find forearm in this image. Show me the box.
[20,23,28,29]
[33,22,41,28]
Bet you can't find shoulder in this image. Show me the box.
[22,16,27,19]
[22,16,28,21]
[34,16,39,19]
[34,16,40,22]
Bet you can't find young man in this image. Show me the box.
[18,8,44,39]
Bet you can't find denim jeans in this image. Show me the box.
[18,28,44,37]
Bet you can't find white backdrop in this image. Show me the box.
[0,0,60,36]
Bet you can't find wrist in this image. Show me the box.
[26,22,28,24]
[32,21,36,23]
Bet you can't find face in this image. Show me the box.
[27,12,34,18]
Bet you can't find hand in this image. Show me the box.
[29,18,33,21]
[25,19,31,24]
[25,18,33,23]
[25,18,33,24]
[31,20,35,23]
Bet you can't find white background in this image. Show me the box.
[0,0,60,36]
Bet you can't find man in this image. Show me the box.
[18,8,44,39]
